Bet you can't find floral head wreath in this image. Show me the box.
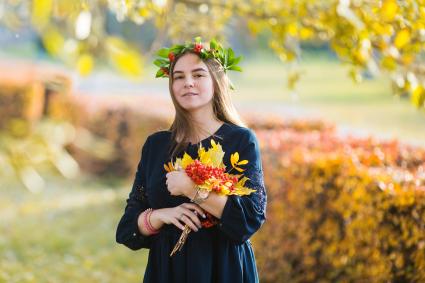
[153,37,243,79]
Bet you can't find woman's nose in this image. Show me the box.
[184,77,194,88]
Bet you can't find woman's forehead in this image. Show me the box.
[174,53,207,71]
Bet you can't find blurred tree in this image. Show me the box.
[1,0,424,109]
[0,63,117,190]
[0,119,79,192]
[242,0,425,109]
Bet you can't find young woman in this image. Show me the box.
[116,38,267,283]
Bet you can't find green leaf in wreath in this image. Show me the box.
[156,48,169,58]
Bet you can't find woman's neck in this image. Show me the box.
[188,120,223,144]
[187,109,223,144]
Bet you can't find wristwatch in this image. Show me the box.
[191,187,210,205]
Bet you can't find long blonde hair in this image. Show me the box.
[168,50,245,158]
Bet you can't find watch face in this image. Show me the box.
[198,189,209,199]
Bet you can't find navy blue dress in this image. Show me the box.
[116,122,267,283]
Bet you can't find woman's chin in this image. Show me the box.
[180,103,207,112]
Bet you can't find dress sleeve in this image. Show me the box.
[218,129,267,244]
[116,136,152,250]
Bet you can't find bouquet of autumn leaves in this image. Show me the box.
[164,139,255,256]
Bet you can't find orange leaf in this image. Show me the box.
[164,164,170,172]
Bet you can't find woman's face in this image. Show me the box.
[171,53,214,112]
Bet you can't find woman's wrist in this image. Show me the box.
[137,211,149,235]
[184,183,198,199]
[149,209,164,230]
[138,209,164,236]
[190,186,210,205]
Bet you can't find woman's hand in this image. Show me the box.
[166,169,197,198]
[153,203,206,232]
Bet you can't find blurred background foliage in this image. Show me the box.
[1,0,425,108]
[249,117,425,282]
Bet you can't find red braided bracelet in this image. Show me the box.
[143,208,160,235]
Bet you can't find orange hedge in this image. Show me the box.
[252,120,425,282]
[0,68,77,127]
[68,108,169,178]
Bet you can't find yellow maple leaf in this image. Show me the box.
[174,158,182,170]
[209,139,225,167]
[211,139,218,148]
[198,144,211,164]
[181,153,193,169]
[198,140,224,167]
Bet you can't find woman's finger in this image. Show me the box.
[179,214,199,232]
[181,203,206,218]
[181,209,202,229]
[172,219,185,230]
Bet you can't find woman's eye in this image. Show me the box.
[174,76,183,80]
[194,74,204,78]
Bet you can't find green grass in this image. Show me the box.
[0,180,148,283]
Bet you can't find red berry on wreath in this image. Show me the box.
[194,43,203,53]
[168,52,175,62]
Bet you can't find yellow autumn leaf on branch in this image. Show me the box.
[77,54,94,76]
[231,152,249,172]
[394,29,410,49]
[42,28,64,56]
[236,176,250,187]
[381,0,399,22]
[231,187,256,196]
[411,85,425,108]
[231,152,239,167]
[31,0,52,28]
[106,36,144,77]
[232,175,256,195]
[181,153,193,169]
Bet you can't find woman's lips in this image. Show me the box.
[183,92,198,97]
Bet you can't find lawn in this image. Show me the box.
[0,179,148,283]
